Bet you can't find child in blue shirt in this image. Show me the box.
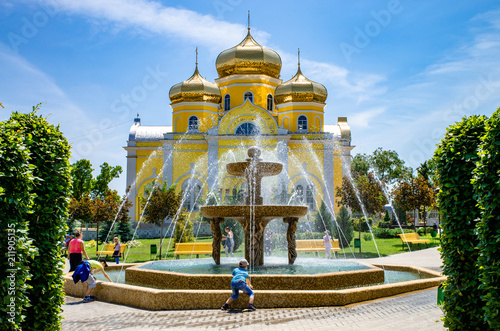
[221,259,256,311]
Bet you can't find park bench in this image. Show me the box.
[398,233,430,249]
[173,242,212,259]
[96,243,128,259]
[296,239,341,257]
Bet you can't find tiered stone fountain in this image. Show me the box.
[200,146,308,266]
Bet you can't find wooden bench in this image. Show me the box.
[296,239,341,257]
[173,242,212,259]
[398,233,430,249]
[96,243,128,258]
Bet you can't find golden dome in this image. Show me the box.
[216,30,282,78]
[274,66,327,104]
[169,66,221,104]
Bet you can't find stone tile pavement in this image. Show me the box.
[62,247,446,330]
[62,288,444,330]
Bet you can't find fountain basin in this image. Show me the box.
[125,259,384,290]
[63,264,445,310]
[226,161,283,177]
[200,205,307,221]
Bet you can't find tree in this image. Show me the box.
[174,213,194,243]
[92,162,122,198]
[392,176,436,226]
[336,172,387,216]
[70,159,93,199]
[68,194,93,234]
[115,220,134,242]
[351,153,370,175]
[333,206,354,249]
[141,182,183,257]
[369,147,412,184]
[313,201,334,234]
[91,189,121,250]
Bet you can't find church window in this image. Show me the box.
[267,94,274,111]
[224,94,230,111]
[188,116,199,132]
[235,122,261,135]
[182,179,202,212]
[306,185,315,211]
[298,115,308,131]
[244,91,254,103]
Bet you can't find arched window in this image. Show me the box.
[267,94,273,111]
[306,185,315,211]
[244,91,253,103]
[295,185,304,204]
[298,115,308,131]
[182,179,202,212]
[235,122,261,135]
[188,116,199,132]
[224,94,230,111]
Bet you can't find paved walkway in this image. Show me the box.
[62,248,446,330]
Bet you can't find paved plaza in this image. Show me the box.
[62,247,446,330]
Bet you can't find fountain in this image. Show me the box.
[201,146,307,266]
[63,149,445,310]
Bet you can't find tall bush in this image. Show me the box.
[18,110,72,330]
[0,117,37,330]
[313,201,334,234]
[333,206,354,248]
[174,214,194,243]
[434,115,487,330]
[473,108,500,329]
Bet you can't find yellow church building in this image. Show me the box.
[125,27,353,224]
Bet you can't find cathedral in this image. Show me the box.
[125,26,353,224]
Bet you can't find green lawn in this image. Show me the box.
[87,233,441,263]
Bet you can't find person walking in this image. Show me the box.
[223,227,234,258]
[322,230,332,259]
[221,259,256,311]
[68,231,89,272]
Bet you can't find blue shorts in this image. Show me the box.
[230,280,254,300]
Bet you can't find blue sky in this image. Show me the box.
[1,0,500,194]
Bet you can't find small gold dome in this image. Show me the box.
[274,66,327,104]
[169,66,221,104]
[216,30,282,78]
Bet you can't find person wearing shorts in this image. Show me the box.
[83,259,112,302]
[221,259,256,311]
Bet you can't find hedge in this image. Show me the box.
[434,115,487,330]
[0,117,37,330]
[473,108,500,329]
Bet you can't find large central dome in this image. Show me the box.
[216,30,282,79]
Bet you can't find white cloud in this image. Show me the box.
[349,107,386,128]
[30,0,268,51]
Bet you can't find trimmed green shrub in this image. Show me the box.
[434,115,487,330]
[174,214,194,243]
[11,110,72,331]
[0,116,37,330]
[295,231,323,240]
[372,227,413,239]
[473,108,500,329]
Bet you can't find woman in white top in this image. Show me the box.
[223,227,234,257]
[322,230,332,259]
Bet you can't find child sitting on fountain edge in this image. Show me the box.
[221,259,256,311]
